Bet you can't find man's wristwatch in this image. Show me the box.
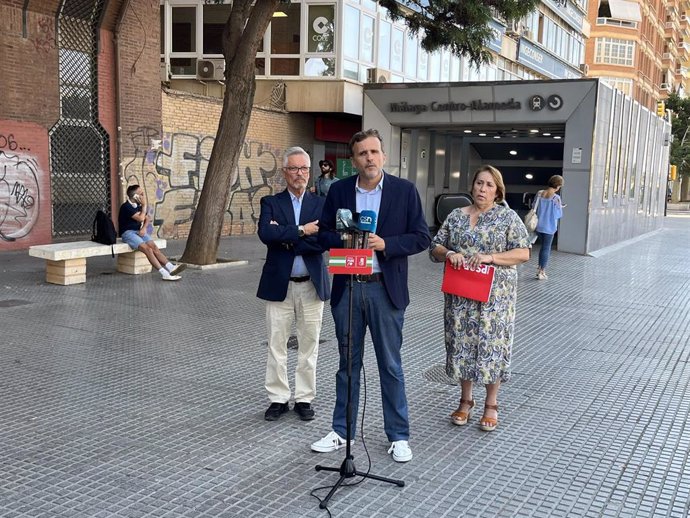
[298,225,305,237]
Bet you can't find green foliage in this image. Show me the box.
[378,0,540,67]
[665,93,690,177]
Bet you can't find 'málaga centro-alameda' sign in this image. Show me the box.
[389,94,563,114]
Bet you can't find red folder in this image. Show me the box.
[441,260,495,303]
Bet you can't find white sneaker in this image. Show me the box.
[311,431,352,453]
[162,274,181,281]
[537,271,547,280]
[388,440,412,462]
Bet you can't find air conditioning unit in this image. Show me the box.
[506,20,520,36]
[196,58,225,81]
[366,67,391,84]
[160,62,169,82]
[579,63,589,75]
[660,82,672,91]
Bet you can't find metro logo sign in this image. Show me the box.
[328,248,374,274]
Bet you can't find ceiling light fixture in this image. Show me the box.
[529,129,539,133]
[542,132,551,136]
[463,129,472,134]
[554,136,562,140]
[509,150,517,155]
[525,173,534,180]
[479,133,487,136]
[493,135,501,139]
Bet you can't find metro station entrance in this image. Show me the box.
[363,79,670,255]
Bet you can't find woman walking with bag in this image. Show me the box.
[534,175,564,280]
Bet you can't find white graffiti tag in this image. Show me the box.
[0,151,40,241]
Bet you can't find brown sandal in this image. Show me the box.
[479,403,499,432]
[450,399,475,426]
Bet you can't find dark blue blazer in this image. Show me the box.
[318,172,431,310]
[256,189,330,302]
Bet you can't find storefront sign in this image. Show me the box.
[518,38,581,79]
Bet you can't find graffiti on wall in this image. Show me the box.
[0,150,40,242]
[31,18,57,55]
[123,127,284,238]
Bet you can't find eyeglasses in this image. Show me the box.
[284,166,310,175]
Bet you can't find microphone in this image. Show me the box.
[358,210,377,248]
[336,208,358,248]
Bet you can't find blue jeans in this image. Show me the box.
[331,280,408,442]
[537,232,555,269]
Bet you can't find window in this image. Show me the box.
[270,3,301,75]
[170,6,196,75]
[360,14,374,63]
[172,7,195,52]
[307,5,334,54]
[595,37,635,66]
[391,27,404,73]
[343,5,359,60]
[404,33,417,78]
[378,20,391,69]
[203,4,231,55]
[600,76,633,95]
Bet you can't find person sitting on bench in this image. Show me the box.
[118,185,186,281]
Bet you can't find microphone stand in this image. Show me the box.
[315,230,404,508]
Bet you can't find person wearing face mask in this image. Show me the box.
[429,165,531,432]
[118,185,186,281]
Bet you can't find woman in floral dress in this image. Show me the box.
[430,165,531,431]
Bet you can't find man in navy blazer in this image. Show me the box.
[311,129,430,463]
[257,147,330,422]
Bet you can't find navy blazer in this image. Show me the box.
[318,172,431,310]
[256,190,330,302]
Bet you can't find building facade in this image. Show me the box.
[0,0,672,254]
[585,0,690,108]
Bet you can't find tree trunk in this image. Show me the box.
[180,0,279,265]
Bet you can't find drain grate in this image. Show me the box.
[0,299,33,308]
[423,364,457,386]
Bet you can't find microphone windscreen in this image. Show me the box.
[336,208,354,230]
[358,210,377,233]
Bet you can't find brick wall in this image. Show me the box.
[121,88,314,239]
[0,2,58,250]
[117,0,161,159]
[0,122,52,250]
[0,3,60,126]
[98,27,120,216]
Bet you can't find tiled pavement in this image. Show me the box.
[1,214,689,518]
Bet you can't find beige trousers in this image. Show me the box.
[265,281,324,403]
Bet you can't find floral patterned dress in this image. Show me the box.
[430,205,530,384]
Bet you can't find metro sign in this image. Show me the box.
[328,248,374,274]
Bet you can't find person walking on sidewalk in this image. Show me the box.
[430,165,530,432]
[257,146,330,422]
[534,175,564,280]
[311,129,431,463]
[118,185,186,281]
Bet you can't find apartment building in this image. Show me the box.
[585,0,690,109]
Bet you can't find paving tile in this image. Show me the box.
[1,218,690,517]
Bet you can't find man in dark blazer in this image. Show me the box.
[257,147,330,422]
[311,129,430,462]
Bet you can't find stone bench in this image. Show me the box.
[28,239,167,285]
